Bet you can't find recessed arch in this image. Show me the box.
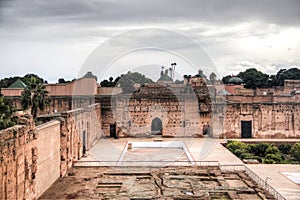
[151,118,162,135]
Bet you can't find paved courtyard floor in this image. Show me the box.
[40,165,275,199]
[63,137,300,199]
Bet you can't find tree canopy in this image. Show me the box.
[117,71,154,93]
[0,74,46,88]
[0,95,17,130]
[237,68,270,89]
[100,76,121,87]
[21,77,49,119]
[271,68,300,86]
[222,67,300,89]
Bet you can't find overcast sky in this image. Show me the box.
[0,0,299,83]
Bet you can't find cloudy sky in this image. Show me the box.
[0,0,299,83]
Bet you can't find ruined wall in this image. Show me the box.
[113,95,197,137]
[99,96,116,137]
[35,120,61,198]
[0,114,37,200]
[108,93,208,138]
[0,103,101,199]
[217,99,300,138]
[43,96,95,114]
[59,103,101,176]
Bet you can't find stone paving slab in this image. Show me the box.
[82,137,243,165]
[79,137,300,199]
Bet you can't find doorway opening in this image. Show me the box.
[241,121,252,138]
[82,130,86,155]
[151,118,162,135]
[110,124,117,138]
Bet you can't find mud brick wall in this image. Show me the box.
[217,101,300,138]
[0,103,101,199]
[35,120,61,198]
[109,92,210,138]
[59,103,101,176]
[0,114,37,200]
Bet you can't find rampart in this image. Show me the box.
[0,103,101,199]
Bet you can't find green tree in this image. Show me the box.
[0,74,46,88]
[209,72,217,85]
[237,68,270,89]
[221,75,232,84]
[264,153,282,163]
[21,77,49,119]
[58,78,71,84]
[265,144,280,155]
[0,95,17,130]
[249,143,270,157]
[272,68,300,86]
[118,71,153,93]
[22,74,46,85]
[100,76,121,87]
[226,140,249,157]
[290,143,300,161]
[278,144,292,154]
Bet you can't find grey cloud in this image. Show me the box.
[271,60,300,70]
[1,0,300,28]
[0,0,299,81]
[1,0,299,43]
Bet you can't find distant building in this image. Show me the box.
[1,79,27,96]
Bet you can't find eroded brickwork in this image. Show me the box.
[59,103,102,176]
[0,103,101,199]
[106,83,211,138]
[0,113,37,200]
[216,95,300,138]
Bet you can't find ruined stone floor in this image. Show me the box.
[76,137,300,199]
[39,166,274,199]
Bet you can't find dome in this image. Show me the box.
[217,89,231,95]
[228,77,243,85]
[158,74,173,81]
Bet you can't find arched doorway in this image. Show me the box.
[151,118,162,135]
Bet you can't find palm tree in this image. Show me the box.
[21,77,49,119]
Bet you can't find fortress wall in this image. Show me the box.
[59,103,101,176]
[0,103,102,199]
[0,115,37,200]
[35,120,61,198]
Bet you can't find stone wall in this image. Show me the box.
[216,100,300,138]
[0,103,101,199]
[104,84,211,138]
[0,88,24,96]
[0,113,37,200]
[59,103,102,176]
[35,120,61,198]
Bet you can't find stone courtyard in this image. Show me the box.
[39,166,274,199]
[39,137,300,199]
